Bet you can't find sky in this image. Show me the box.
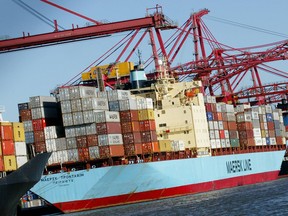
[1,0,288,122]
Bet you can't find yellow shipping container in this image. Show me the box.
[4,155,17,171]
[12,122,25,142]
[82,62,134,81]
[138,109,155,121]
[159,140,172,152]
[0,142,2,155]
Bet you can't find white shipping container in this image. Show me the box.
[85,123,97,135]
[44,126,63,139]
[69,86,97,99]
[60,100,72,113]
[16,155,28,168]
[95,111,120,123]
[46,139,57,152]
[209,130,215,139]
[72,111,84,125]
[218,121,224,130]
[66,137,77,149]
[216,104,222,112]
[221,139,226,148]
[107,89,131,101]
[31,107,58,119]
[97,91,108,99]
[89,146,100,159]
[265,105,272,113]
[23,120,33,132]
[136,97,147,110]
[82,97,109,111]
[214,130,220,139]
[119,99,138,111]
[270,137,277,145]
[67,149,79,162]
[221,104,234,113]
[98,134,123,146]
[29,96,56,108]
[236,113,252,122]
[146,98,154,109]
[215,139,221,148]
[71,99,82,112]
[273,112,280,121]
[178,140,185,151]
[47,152,58,165]
[14,142,27,156]
[251,111,259,120]
[59,87,70,101]
[225,139,231,147]
[208,121,214,130]
[83,110,96,124]
[254,137,262,146]
[75,125,87,136]
[253,128,262,137]
[210,139,216,149]
[57,150,69,163]
[204,96,212,104]
[56,138,67,151]
[171,140,180,151]
[211,96,216,103]
[62,113,74,127]
[213,121,219,130]
[224,130,229,139]
[262,138,267,146]
[65,126,76,138]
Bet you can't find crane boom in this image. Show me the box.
[0,13,176,52]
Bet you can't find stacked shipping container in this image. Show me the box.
[0,121,28,172]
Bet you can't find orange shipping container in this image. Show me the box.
[78,147,90,161]
[12,122,25,142]
[0,123,13,140]
[227,122,237,130]
[152,142,160,152]
[237,122,253,131]
[87,134,98,147]
[99,145,124,158]
[142,143,153,154]
[1,140,15,155]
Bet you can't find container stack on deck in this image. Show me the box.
[0,120,28,174]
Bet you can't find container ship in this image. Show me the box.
[14,63,286,214]
[0,108,51,216]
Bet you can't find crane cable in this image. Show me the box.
[205,15,288,39]
[11,0,65,30]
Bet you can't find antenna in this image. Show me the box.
[0,105,5,122]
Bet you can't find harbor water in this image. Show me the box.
[64,177,288,216]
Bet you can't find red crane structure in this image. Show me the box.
[1,2,288,106]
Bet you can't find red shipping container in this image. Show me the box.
[267,122,275,130]
[20,109,32,121]
[87,134,98,147]
[32,119,46,131]
[34,130,45,142]
[121,121,140,134]
[240,138,255,147]
[120,110,139,122]
[99,145,124,158]
[228,122,237,130]
[78,147,90,161]
[1,140,15,155]
[123,132,141,145]
[76,136,88,148]
[205,104,212,112]
[219,130,225,139]
[211,104,217,113]
[237,122,253,131]
[34,141,46,153]
[96,122,122,135]
[0,124,13,140]
[142,143,153,154]
[139,120,156,132]
[0,157,4,171]
[239,130,254,139]
[140,131,157,143]
[135,143,143,155]
[212,113,218,121]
